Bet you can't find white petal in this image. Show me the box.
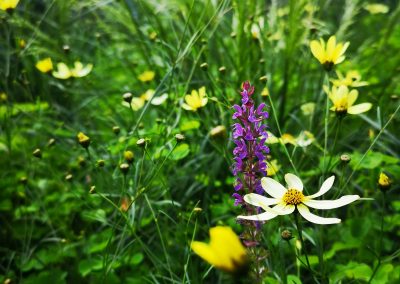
[308,176,335,199]
[285,173,303,191]
[237,212,277,221]
[304,195,360,209]
[297,204,341,225]
[151,93,168,105]
[243,194,278,211]
[271,204,295,215]
[261,177,287,198]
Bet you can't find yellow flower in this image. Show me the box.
[310,36,349,70]
[36,58,53,73]
[191,226,248,273]
[182,87,208,111]
[364,3,389,14]
[52,63,72,79]
[129,89,167,111]
[238,174,360,225]
[324,85,372,115]
[266,160,280,176]
[77,132,90,148]
[71,61,93,78]
[331,70,368,88]
[261,87,270,97]
[0,0,19,11]
[138,70,155,82]
[52,62,92,79]
[267,131,315,148]
[378,172,391,191]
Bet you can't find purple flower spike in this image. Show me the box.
[231,81,269,208]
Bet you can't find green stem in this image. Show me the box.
[294,212,311,271]
[368,192,386,283]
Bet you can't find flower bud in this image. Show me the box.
[175,133,185,142]
[281,229,293,241]
[218,66,226,74]
[89,185,96,194]
[97,159,105,167]
[378,172,391,192]
[120,163,129,174]
[33,148,42,158]
[112,126,120,135]
[123,92,133,103]
[65,174,73,181]
[340,154,351,164]
[200,62,208,70]
[47,138,56,147]
[259,76,268,82]
[124,150,134,163]
[19,176,28,185]
[77,132,90,148]
[210,125,227,139]
[136,138,147,148]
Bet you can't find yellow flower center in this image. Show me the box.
[335,97,348,114]
[283,189,305,205]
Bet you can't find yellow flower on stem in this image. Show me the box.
[330,70,369,88]
[138,70,155,82]
[36,58,53,73]
[310,35,349,70]
[378,172,391,191]
[191,226,248,273]
[0,0,19,11]
[52,62,92,79]
[324,85,372,116]
[182,87,208,111]
[77,132,90,148]
[237,174,360,225]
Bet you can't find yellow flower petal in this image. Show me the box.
[326,36,336,59]
[52,63,72,79]
[347,103,372,114]
[36,58,53,73]
[347,89,359,107]
[310,40,325,64]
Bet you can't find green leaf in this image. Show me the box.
[287,275,302,284]
[130,252,144,265]
[180,120,200,131]
[350,151,399,170]
[372,263,393,284]
[78,258,103,277]
[170,143,190,160]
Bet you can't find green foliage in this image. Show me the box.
[0,0,399,283]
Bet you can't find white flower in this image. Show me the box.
[237,173,360,225]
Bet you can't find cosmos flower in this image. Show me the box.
[267,131,315,148]
[182,87,208,111]
[138,70,155,82]
[191,226,248,273]
[364,3,389,14]
[310,36,349,70]
[35,58,53,73]
[0,0,19,11]
[129,89,168,111]
[237,174,360,225]
[330,70,369,88]
[324,85,372,116]
[52,62,93,79]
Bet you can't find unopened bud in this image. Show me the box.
[259,75,268,82]
[63,45,70,53]
[77,132,90,148]
[112,126,120,135]
[124,150,134,163]
[218,66,226,73]
[281,229,293,241]
[123,92,133,103]
[97,159,105,167]
[89,185,96,194]
[175,133,185,142]
[65,174,73,181]
[340,154,351,164]
[19,176,28,185]
[78,156,86,167]
[47,138,56,147]
[136,138,147,147]
[200,62,208,70]
[210,125,227,138]
[33,148,42,158]
[120,163,129,174]
[378,172,391,192]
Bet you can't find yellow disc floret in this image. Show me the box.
[283,189,305,205]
